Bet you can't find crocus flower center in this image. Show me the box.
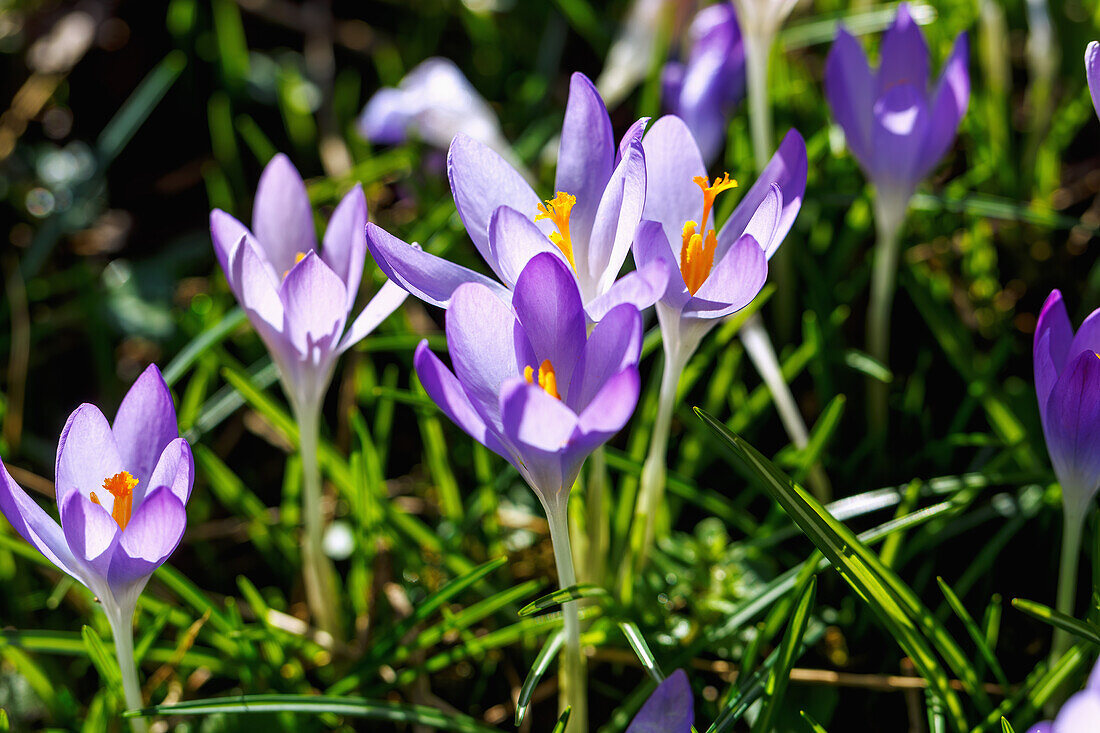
[535,192,577,270]
[524,359,560,400]
[282,251,308,279]
[680,173,737,295]
[90,470,138,530]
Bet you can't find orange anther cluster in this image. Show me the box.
[524,359,561,400]
[680,173,737,294]
[90,471,138,531]
[535,192,578,270]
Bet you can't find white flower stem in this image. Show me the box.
[1052,505,1087,663]
[584,448,607,583]
[744,30,774,176]
[107,606,147,733]
[866,196,907,434]
[294,398,341,640]
[546,501,586,733]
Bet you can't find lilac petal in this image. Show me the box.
[60,491,119,579]
[500,380,579,493]
[1088,42,1100,122]
[253,154,318,277]
[488,206,565,289]
[365,223,509,309]
[918,33,969,176]
[572,367,641,457]
[230,234,285,339]
[1035,331,1060,427]
[320,184,367,311]
[447,283,532,432]
[414,341,508,458]
[1087,657,1100,691]
[569,303,643,412]
[738,183,782,260]
[448,134,542,272]
[870,83,930,194]
[1053,690,1100,731]
[683,234,767,319]
[633,219,690,311]
[55,404,124,509]
[1043,350,1100,509]
[1035,290,1073,376]
[627,669,694,733]
[338,280,409,353]
[585,259,671,322]
[825,26,875,168]
[512,253,588,399]
[556,72,615,249]
[876,3,930,98]
[589,139,647,294]
[111,364,178,493]
[717,129,806,262]
[677,3,745,165]
[0,458,85,582]
[279,251,349,364]
[1069,308,1100,359]
[107,486,187,587]
[358,87,411,144]
[618,117,650,163]
[1025,722,1052,733]
[146,438,194,506]
[641,115,708,250]
[210,209,258,284]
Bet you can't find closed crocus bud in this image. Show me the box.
[1086,42,1100,121]
[627,670,694,733]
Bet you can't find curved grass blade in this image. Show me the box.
[753,576,817,733]
[937,578,1011,691]
[162,308,246,386]
[551,706,571,733]
[81,626,122,696]
[519,584,609,617]
[1001,718,1015,733]
[799,710,828,733]
[620,621,665,682]
[1011,598,1100,646]
[516,630,564,726]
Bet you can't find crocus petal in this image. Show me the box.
[320,184,367,311]
[448,134,543,273]
[447,283,533,431]
[683,234,767,320]
[870,83,930,196]
[210,209,259,284]
[230,234,285,338]
[556,72,615,250]
[876,3,929,98]
[1043,350,1100,510]
[488,206,566,289]
[1025,722,1052,733]
[627,669,694,733]
[568,303,644,412]
[825,26,875,167]
[1035,289,1073,376]
[1069,309,1100,360]
[55,404,124,509]
[338,279,409,354]
[365,223,509,309]
[1053,690,1100,732]
[60,491,119,579]
[737,183,781,260]
[618,116,651,163]
[107,486,187,588]
[358,87,411,144]
[111,364,178,492]
[500,380,579,494]
[585,259,671,323]
[253,154,318,276]
[414,341,508,458]
[641,115,708,249]
[146,438,194,506]
[633,219,690,311]
[572,367,641,455]
[589,139,647,295]
[1088,41,1100,122]
[717,129,806,261]
[1035,331,1060,427]
[917,33,969,176]
[511,253,588,398]
[0,458,85,583]
[279,251,349,364]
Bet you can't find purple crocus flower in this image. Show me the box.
[1086,42,1100,121]
[825,3,969,214]
[367,72,667,323]
[662,2,746,165]
[1026,658,1100,733]
[209,154,408,411]
[627,670,694,733]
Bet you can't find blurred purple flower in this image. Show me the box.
[662,2,746,165]
[368,72,667,323]
[209,154,408,410]
[1027,657,1100,733]
[1086,42,1100,121]
[358,57,511,158]
[628,669,694,733]
[0,365,193,617]
[1034,290,1100,516]
[414,252,642,509]
[825,3,969,209]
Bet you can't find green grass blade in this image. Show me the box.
[516,629,564,726]
[518,583,609,616]
[1011,597,1100,646]
[754,576,817,733]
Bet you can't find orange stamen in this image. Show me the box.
[282,251,309,279]
[523,359,561,400]
[678,173,736,294]
[95,471,138,530]
[535,192,578,270]
[691,172,738,233]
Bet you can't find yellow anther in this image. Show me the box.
[524,359,561,400]
[535,192,578,270]
[677,173,736,294]
[93,471,138,530]
[283,251,310,279]
[691,172,738,233]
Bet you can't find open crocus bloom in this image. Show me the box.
[367,72,667,323]
[662,1,746,165]
[1034,290,1100,517]
[633,115,806,360]
[413,252,642,510]
[627,669,694,733]
[825,3,969,212]
[0,365,193,615]
[1087,42,1100,121]
[210,154,408,409]
[1027,657,1100,733]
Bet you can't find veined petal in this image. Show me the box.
[338,279,409,354]
[641,115,708,248]
[500,379,578,495]
[60,491,119,580]
[876,3,929,98]
[568,304,643,412]
[556,72,616,250]
[1043,350,1100,510]
[512,253,588,399]
[279,251,348,365]
[683,234,767,320]
[589,139,647,295]
[253,154,318,276]
[230,233,285,338]
[0,458,86,583]
[365,223,509,309]
[825,26,875,168]
[1069,309,1100,363]
[107,486,187,588]
[146,438,194,507]
[111,364,178,494]
[489,206,566,289]
[573,367,641,454]
[55,404,125,509]
[917,33,969,177]
[321,184,368,311]
[414,341,508,459]
[1088,41,1100,121]
[627,669,694,733]
[618,116,650,164]
[633,219,690,311]
[585,258,670,323]
[1035,289,1073,375]
[210,209,261,286]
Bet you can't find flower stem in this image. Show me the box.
[108,607,147,733]
[1052,506,1086,664]
[866,196,906,435]
[546,502,586,733]
[584,448,607,584]
[295,398,341,640]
